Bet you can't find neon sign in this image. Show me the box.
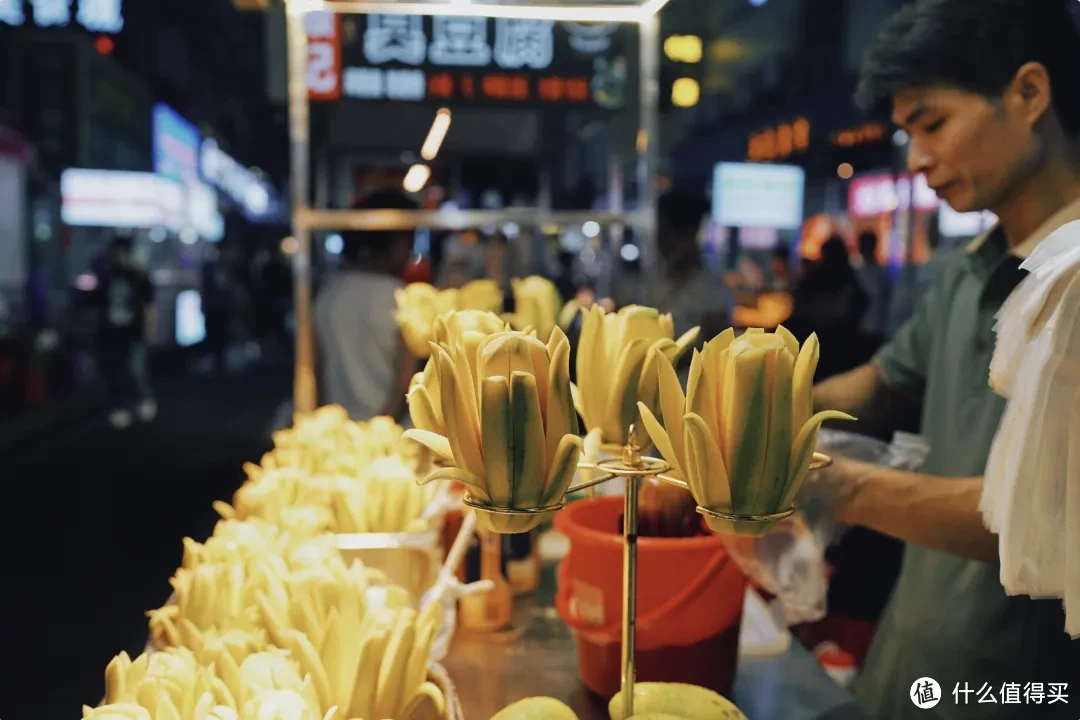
[0,0,123,32]
[748,117,810,162]
[321,14,624,108]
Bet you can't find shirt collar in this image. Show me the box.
[966,193,1080,259]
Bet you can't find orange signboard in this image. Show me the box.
[747,117,810,162]
[306,12,342,101]
[422,71,592,104]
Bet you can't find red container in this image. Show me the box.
[555,496,746,699]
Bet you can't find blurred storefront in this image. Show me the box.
[301,10,635,280]
[7,32,153,342]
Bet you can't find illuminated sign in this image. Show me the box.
[306,11,342,101]
[429,17,491,66]
[78,0,123,32]
[830,122,886,147]
[175,290,206,347]
[939,204,997,238]
[188,182,224,242]
[200,138,271,217]
[61,169,181,228]
[747,117,810,162]
[0,0,122,31]
[326,14,627,108]
[31,0,69,26]
[565,22,618,53]
[493,19,555,69]
[153,103,201,185]
[848,173,939,218]
[0,0,23,25]
[712,162,805,230]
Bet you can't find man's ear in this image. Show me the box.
[1009,61,1053,128]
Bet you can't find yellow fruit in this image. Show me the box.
[575,305,699,447]
[510,276,562,342]
[637,327,855,535]
[405,327,583,534]
[608,683,746,720]
[491,696,579,720]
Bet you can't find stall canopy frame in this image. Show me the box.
[283,0,666,412]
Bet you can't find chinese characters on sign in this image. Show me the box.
[952,682,1068,705]
[0,0,123,30]
[747,117,810,162]
[306,11,342,101]
[342,68,589,104]
[830,121,885,148]
[0,0,24,25]
[493,19,555,70]
[429,17,490,67]
[32,0,71,27]
[77,0,123,33]
[343,68,425,101]
[364,14,426,65]
[321,14,619,108]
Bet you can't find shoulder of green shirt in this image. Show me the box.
[965,193,1080,259]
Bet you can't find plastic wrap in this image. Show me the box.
[722,430,931,626]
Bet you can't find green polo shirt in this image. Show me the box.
[854,200,1080,720]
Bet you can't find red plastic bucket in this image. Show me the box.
[554,496,746,699]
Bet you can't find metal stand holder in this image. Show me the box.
[462,425,832,719]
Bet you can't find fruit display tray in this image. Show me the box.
[334,529,457,662]
[335,530,443,608]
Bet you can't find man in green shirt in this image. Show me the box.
[813,1,1080,717]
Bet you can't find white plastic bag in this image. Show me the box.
[722,430,930,626]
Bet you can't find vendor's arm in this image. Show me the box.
[812,266,997,563]
[812,360,920,437]
[826,457,997,563]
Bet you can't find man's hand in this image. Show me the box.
[802,453,998,563]
[798,453,870,519]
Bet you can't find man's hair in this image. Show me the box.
[341,189,419,264]
[658,189,709,235]
[856,0,1080,134]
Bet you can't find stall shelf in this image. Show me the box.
[277,0,665,413]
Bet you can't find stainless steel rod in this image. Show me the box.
[621,474,639,718]
[566,473,617,494]
[285,2,317,413]
[297,207,645,232]
[299,0,649,23]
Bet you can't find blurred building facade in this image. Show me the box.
[0,0,285,411]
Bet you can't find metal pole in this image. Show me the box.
[618,429,647,719]
[286,3,317,413]
[636,14,660,267]
[621,473,639,719]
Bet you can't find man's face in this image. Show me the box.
[893,85,1038,213]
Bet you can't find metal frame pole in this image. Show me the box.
[636,13,661,266]
[621,474,640,718]
[286,2,317,413]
